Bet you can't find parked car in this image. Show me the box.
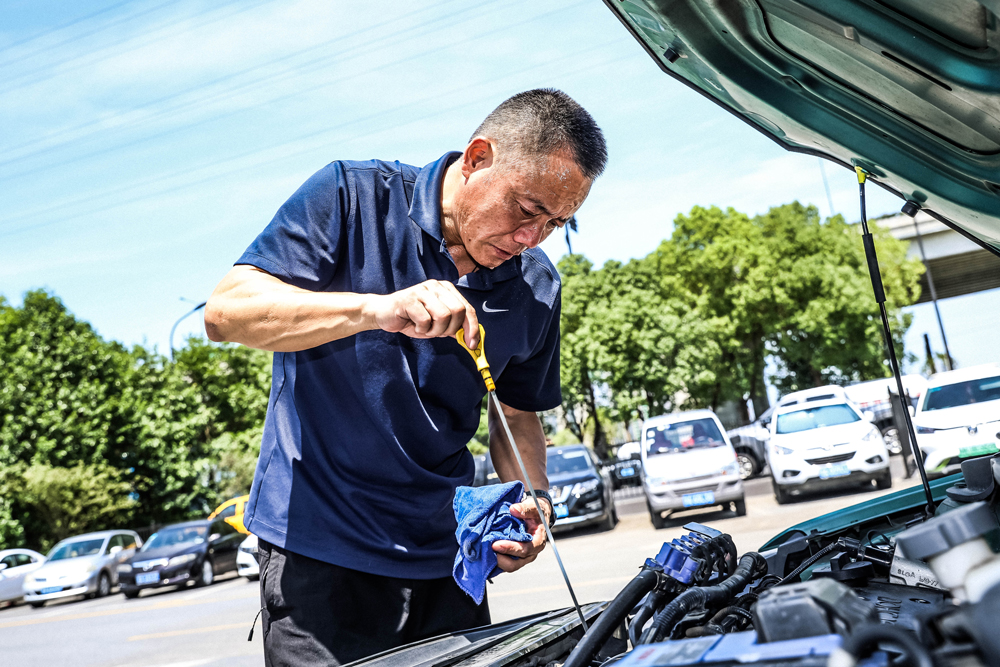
[237,534,260,580]
[0,549,45,606]
[641,410,745,529]
[471,451,500,487]
[768,392,891,504]
[23,531,141,608]
[208,494,251,534]
[547,445,617,532]
[119,519,242,598]
[726,407,773,480]
[844,374,928,455]
[913,363,1000,478]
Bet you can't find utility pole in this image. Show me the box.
[170,300,207,361]
[901,202,954,371]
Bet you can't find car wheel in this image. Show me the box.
[647,502,666,529]
[772,480,790,505]
[602,505,617,531]
[123,588,140,599]
[30,601,45,609]
[736,452,758,480]
[881,427,901,455]
[96,572,111,598]
[196,559,215,587]
[733,498,747,516]
[876,470,893,490]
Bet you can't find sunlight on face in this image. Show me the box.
[454,150,592,269]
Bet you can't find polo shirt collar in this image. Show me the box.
[409,152,519,290]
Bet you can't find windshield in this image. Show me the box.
[141,526,207,551]
[922,376,1000,412]
[645,418,726,456]
[547,448,593,475]
[776,404,860,434]
[48,538,105,561]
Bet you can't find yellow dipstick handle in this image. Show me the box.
[456,324,495,391]
[855,166,867,184]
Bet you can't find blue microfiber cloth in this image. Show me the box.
[452,481,533,604]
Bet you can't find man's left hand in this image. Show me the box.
[492,498,551,572]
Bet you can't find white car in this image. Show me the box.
[23,531,141,607]
[237,534,259,580]
[913,364,1000,478]
[0,549,46,606]
[768,395,891,504]
[641,410,745,529]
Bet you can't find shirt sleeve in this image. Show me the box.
[494,291,562,412]
[236,162,348,291]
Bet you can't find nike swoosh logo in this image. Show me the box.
[482,301,508,313]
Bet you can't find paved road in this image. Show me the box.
[0,459,919,666]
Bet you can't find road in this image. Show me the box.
[0,459,919,666]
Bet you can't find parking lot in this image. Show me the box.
[0,459,917,667]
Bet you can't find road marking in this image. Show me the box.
[0,597,217,630]
[129,622,247,641]
[489,575,633,598]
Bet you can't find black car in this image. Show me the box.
[118,519,242,598]
[547,445,617,532]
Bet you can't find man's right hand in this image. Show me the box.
[370,280,480,348]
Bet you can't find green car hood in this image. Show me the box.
[603,0,1000,256]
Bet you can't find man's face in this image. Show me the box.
[452,144,592,269]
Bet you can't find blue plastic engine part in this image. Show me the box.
[614,631,845,667]
[655,533,705,584]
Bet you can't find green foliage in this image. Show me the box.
[19,463,136,551]
[0,290,272,550]
[558,202,923,433]
[466,397,489,455]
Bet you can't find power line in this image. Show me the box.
[0,0,478,168]
[2,43,626,239]
[0,0,141,56]
[0,0,277,94]
[1,0,564,185]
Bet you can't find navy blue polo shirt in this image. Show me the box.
[238,152,562,579]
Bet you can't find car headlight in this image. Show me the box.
[117,564,132,573]
[916,426,937,434]
[24,575,36,585]
[773,445,794,456]
[571,479,600,495]
[167,553,198,568]
[720,462,740,476]
[646,476,669,488]
[862,428,880,442]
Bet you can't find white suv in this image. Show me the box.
[768,394,890,504]
[913,364,1000,478]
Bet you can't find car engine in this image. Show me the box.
[541,454,1000,667]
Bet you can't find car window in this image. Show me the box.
[0,555,17,568]
[547,448,594,475]
[48,538,105,561]
[645,418,726,456]
[141,526,207,551]
[776,404,860,434]
[107,535,124,551]
[121,534,138,549]
[217,503,237,519]
[922,376,1000,411]
[15,554,34,566]
[219,520,239,536]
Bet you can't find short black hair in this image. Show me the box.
[471,88,607,180]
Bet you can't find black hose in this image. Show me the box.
[563,569,660,667]
[628,589,671,647]
[778,542,837,585]
[841,624,935,667]
[640,553,766,644]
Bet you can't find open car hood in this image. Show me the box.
[603,0,1000,256]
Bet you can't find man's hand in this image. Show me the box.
[492,497,552,572]
[370,280,480,348]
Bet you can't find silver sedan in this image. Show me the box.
[23,531,141,608]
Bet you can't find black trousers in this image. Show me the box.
[258,539,491,666]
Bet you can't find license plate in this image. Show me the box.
[959,443,999,459]
[136,572,160,586]
[819,463,851,479]
[620,467,635,477]
[40,586,61,595]
[554,504,569,519]
[682,491,715,507]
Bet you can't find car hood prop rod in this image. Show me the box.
[856,167,935,516]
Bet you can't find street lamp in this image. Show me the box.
[169,301,207,361]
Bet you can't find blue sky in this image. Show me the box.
[3,0,995,374]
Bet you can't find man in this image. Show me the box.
[205,88,606,665]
